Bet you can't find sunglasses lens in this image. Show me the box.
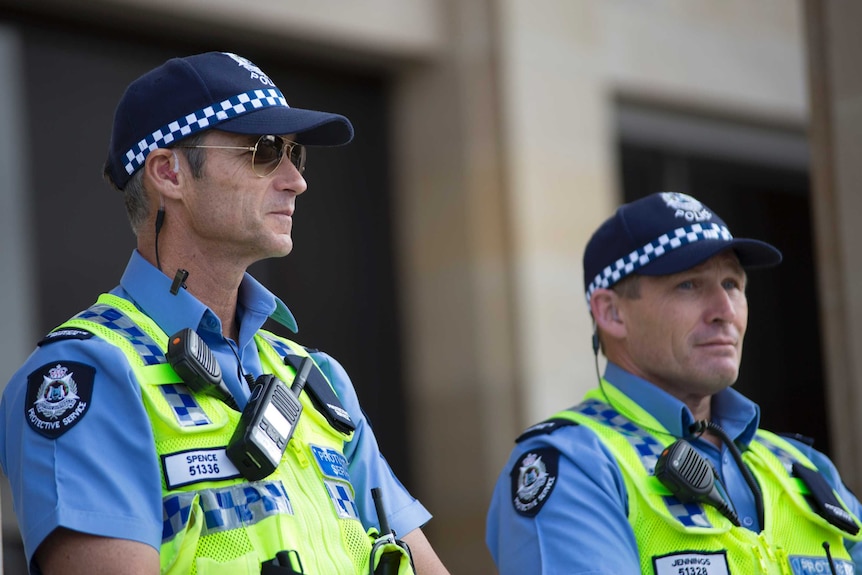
[252,136,283,175]
[252,136,305,176]
[289,143,306,174]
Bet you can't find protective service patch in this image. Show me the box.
[788,555,854,575]
[510,447,559,517]
[311,445,351,482]
[26,361,95,439]
[653,551,729,575]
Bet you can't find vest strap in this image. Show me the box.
[259,332,356,434]
[284,352,355,434]
[568,399,715,528]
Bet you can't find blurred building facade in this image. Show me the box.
[0,1,860,573]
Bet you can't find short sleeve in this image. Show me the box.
[309,351,432,537]
[0,336,163,567]
[485,423,641,574]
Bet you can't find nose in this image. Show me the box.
[273,159,308,196]
[705,284,738,324]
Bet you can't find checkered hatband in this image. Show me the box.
[122,88,289,176]
[584,222,732,305]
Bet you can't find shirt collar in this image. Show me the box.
[603,361,760,446]
[114,251,298,343]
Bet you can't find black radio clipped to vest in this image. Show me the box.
[226,357,313,481]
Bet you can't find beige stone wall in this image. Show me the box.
[804,0,862,493]
[10,0,445,63]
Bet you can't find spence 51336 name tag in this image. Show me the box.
[162,448,242,490]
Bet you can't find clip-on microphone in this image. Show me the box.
[170,269,189,295]
[655,439,741,526]
[166,328,237,409]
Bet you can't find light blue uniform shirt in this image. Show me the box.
[486,361,862,574]
[0,250,430,573]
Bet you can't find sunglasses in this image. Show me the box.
[176,134,306,177]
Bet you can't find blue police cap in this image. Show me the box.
[106,51,353,189]
[583,192,782,306]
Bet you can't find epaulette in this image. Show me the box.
[778,432,815,447]
[516,417,579,443]
[37,328,95,347]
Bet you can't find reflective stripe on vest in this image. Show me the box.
[574,397,713,528]
[163,481,292,539]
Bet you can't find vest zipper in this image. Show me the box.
[283,439,355,573]
[753,532,786,575]
[773,547,792,575]
[290,438,310,467]
[752,544,769,573]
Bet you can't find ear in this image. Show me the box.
[589,288,627,340]
[143,148,183,200]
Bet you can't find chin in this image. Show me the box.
[258,246,293,262]
[710,369,740,390]
[690,360,738,390]
[267,236,294,257]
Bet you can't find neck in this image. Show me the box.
[139,238,246,342]
[685,397,726,448]
[686,395,712,423]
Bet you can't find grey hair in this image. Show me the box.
[103,132,209,235]
[611,274,642,299]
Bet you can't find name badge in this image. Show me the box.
[653,551,729,575]
[162,448,242,490]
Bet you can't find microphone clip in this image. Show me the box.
[170,268,189,295]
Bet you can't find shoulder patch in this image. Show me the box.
[510,447,559,517]
[38,328,95,347]
[26,361,95,438]
[516,417,579,443]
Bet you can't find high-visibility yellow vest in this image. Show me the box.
[57,293,411,575]
[553,383,862,575]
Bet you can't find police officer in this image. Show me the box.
[486,192,862,574]
[0,52,450,575]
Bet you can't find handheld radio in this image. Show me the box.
[371,487,403,575]
[166,328,237,409]
[654,439,741,526]
[226,356,313,481]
